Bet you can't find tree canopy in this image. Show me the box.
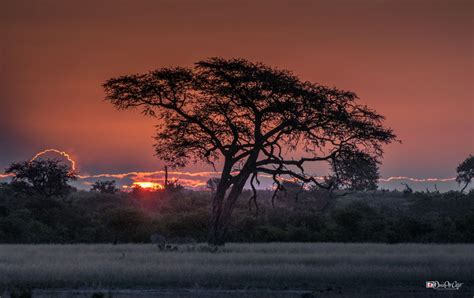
[330,149,380,191]
[5,159,77,198]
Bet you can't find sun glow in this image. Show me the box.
[131,181,164,190]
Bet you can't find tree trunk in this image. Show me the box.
[208,188,227,246]
[207,171,250,246]
[207,151,259,246]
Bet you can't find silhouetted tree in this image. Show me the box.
[91,180,119,194]
[104,58,396,245]
[330,149,380,191]
[456,155,474,193]
[5,159,77,198]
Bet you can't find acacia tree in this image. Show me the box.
[456,155,474,193]
[104,58,396,245]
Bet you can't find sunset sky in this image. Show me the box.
[1,0,473,191]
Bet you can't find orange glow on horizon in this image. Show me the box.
[131,181,164,190]
[0,149,460,189]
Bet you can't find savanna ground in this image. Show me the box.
[0,243,473,297]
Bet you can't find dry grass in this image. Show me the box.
[0,243,473,293]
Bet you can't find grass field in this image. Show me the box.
[0,243,473,297]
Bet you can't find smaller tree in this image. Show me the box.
[456,155,474,193]
[5,159,77,197]
[330,149,380,191]
[91,180,119,194]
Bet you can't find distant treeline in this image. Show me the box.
[0,183,473,244]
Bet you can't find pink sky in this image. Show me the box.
[1,0,473,190]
